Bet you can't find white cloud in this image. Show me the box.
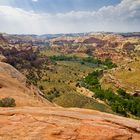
[0,0,139,34]
[32,0,38,2]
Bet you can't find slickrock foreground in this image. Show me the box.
[0,107,140,140]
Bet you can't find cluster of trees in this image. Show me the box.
[103,58,117,69]
[82,57,102,65]
[82,70,140,117]
[93,88,140,117]
[82,70,103,89]
[49,55,78,61]
[49,55,117,69]
[82,57,117,69]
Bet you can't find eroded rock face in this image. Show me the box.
[0,107,140,140]
[0,62,54,107]
[0,62,26,84]
[0,55,7,62]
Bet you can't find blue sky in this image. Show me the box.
[0,0,139,34]
[0,0,121,13]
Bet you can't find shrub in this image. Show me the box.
[84,70,103,87]
[117,88,131,99]
[39,85,44,90]
[45,88,60,102]
[103,58,117,69]
[0,97,16,107]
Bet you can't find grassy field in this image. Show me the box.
[40,50,89,58]
[40,50,63,56]
[38,61,94,94]
[37,60,113,112]
[101,59,140,93]
[54,92,113,113]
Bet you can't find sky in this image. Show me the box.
[0,0,140,34]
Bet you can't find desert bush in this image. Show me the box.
[39,85,44,90]
[0,97,16,107]
[45,88,60,102]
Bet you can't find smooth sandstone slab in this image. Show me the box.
[0,107,140,140]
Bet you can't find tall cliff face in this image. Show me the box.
[0,62,140,139]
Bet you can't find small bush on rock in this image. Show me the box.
[0,97,16,107]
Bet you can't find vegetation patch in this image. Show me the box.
[0,97,16,107]
[53,92,112,113]
[49,55,117,69]
[81,70,140,118]
[25,52,117,114]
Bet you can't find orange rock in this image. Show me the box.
[0,107,140,140]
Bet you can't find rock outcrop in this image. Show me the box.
[0,107,140,140]
[0,62,54,107]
